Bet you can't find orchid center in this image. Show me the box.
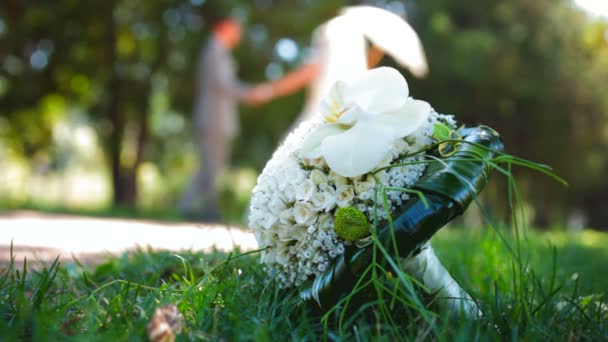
[325,106,349,123]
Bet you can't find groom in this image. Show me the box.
[178,18,266,220]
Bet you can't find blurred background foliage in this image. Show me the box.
[0,0,607,230]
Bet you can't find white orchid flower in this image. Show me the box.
[299,67,431,177]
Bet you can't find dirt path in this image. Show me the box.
[0,211,258,269]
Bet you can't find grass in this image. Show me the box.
[1,228,606,341]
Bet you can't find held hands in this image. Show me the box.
[243,84,274,106]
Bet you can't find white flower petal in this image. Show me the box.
[343,67,409,114]
[298,124,345,158]
[375,99,431,139]
[319,81,347,122]
[321,122,395,177]
[335,104,366,125]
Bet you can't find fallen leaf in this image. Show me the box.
[147,304,184,342]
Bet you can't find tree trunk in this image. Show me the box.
[583,186,608,231]
[104,2,164,208]
[104,1,130,207]
[121,82,153,206]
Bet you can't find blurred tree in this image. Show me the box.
[407,0,608,228]
[1,0,228,206]
[1,0,607,229]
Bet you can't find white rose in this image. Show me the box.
[391,138,410,158]
[260,174,278,192]
[330,171,349,187]
[267,196,287,215]
[336,185,355,207]
[317,213,334,232]
[250,192,269,208]
[261,248,276,264]
[249,209,276,230]
[282,183,297,203]
[275,243,290,265]
[409,128,432,149]
[253,229,267,246]
[293,201,317,226]
[263,232,278,249]
[306,157,327,169]
[351,175,363,182]
[354,177,376,196]
[377,151,394,168]
[278,224,303,242]
[276,174,288,191]
[296,179,316,201]
[309,169,328,185]
[286,161,307,184]
[261,213,278,229]
[268,223,281,236]
[279,208,294,224]
[311,190,336,213]
[278,190,290,204]
[248,209,263,227]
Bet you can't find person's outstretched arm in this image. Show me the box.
[248,62,320,104]
[270,63,320,97]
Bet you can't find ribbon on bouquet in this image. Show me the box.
[299,125,504,309]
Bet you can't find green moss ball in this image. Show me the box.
[334,206,370,242]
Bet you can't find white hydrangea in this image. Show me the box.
[249,110,456,288]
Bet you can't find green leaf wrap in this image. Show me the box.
[299,125,504,309]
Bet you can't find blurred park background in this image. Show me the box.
[1,0,607,230]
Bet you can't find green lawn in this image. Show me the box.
[1,228,607,340]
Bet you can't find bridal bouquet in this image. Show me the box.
[249,67,502,314]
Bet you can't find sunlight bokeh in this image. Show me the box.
[575,0,608,18]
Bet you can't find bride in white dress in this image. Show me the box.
[251,5,429,128]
